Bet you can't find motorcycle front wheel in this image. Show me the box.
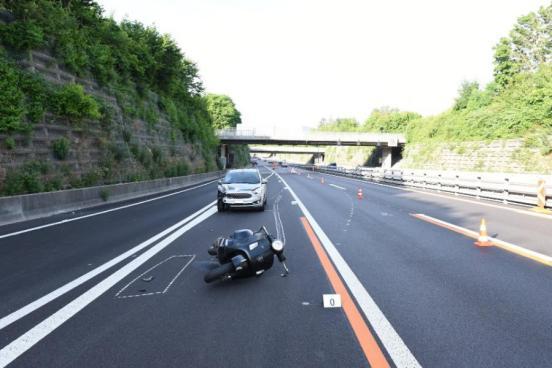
[204,262,235,283]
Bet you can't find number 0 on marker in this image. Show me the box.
[323,294,342,308]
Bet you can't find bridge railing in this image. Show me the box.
[291,164,552,208]
[217,128,265,138]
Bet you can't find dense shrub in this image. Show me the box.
[49,84,101,122]
[2,161,49,195]
[52,137,70,160]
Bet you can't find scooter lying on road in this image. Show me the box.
[204,226,289,283]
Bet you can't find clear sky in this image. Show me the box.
[97,0,548,133]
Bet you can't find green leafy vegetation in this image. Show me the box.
[99,189,109,202]
[2,161,50,195]
[4,137,16,150]
[49,84,101,122]
[205,94,242,129]
[0,0,217,149]
[0,0,235,195]
[204,93,249,167]
[52,137,70,160]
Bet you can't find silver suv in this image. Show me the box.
[217,169,267,212]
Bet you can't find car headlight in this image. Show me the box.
[252,187,261,195]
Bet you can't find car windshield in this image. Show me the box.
[222,171,260,184]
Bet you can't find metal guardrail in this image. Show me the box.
[292,164,552,208]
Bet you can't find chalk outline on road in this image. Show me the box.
[270,167,421,368]
[306,169,552,221]
[0,179,219,240]
[0,201,216,331]
[412,213,552,267]
[115,255,196,299]
[0,205,217,368]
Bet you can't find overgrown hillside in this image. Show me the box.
[0,0,246,195]
[316,4,552,171]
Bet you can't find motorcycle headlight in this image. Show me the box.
[271,240,284,252]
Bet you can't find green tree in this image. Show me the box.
[493,4,551,87]
[204,94,242,129]
[453,81,480,111]
[318,118,359,132]
[362,108,421,133]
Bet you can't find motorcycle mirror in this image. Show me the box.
[271,240,284,252]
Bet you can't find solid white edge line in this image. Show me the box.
[0,206,217,367]
[0,201,216,331]
[0,179,219,240]
[271,167,421,368]
[303,168,552,221]
[329,184,346,190]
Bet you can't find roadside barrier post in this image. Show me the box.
[531,179,551,214]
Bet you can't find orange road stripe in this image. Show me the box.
[300,217,390,368]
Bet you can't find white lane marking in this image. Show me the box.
[414,213,552,266]
[0,201,215,331]
[0,206,217,367]
[329,184,346,190]
[263,171,275,181]
[272,168,421,368]
[115,255,195,298]
[0,179,219,239]
[309,169,552,221]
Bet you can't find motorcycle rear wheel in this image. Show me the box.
[204,262,235,283]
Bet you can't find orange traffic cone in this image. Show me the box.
[475,218,493,247]
[321,177,325,184]
[357,188,363,200]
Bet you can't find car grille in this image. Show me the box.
[226,193,252,199]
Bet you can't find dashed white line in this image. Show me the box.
[329,184,346,190]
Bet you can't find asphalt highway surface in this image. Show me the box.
[1,162,552,367]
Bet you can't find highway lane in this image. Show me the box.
[0,180,219,328]
[1,167,371,368]
[283,167,552,367]
[299,168,552,257]
[2,163,552,367]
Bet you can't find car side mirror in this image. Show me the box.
[218,180,222,185]
[262,179,267,184]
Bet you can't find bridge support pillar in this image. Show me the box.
[381,147,392,169]
[219,144,227,169]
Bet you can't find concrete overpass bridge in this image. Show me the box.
[217,128,406,168]
[249,146,325,164]
[217,128,405,147]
